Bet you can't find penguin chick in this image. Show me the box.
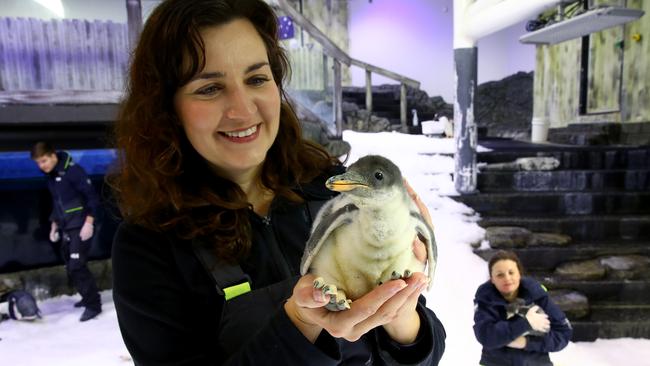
[300,155,437,311]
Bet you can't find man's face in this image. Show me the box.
[34,153,58,174]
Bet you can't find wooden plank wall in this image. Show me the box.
[0,17,128,92]
[533,0,649,127]
[622,0,650,123]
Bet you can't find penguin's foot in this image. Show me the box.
[390,269,414,280]
[314,277,351,311]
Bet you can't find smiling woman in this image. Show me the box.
[473,250,572,366]
[173,19,281,184]
[108,0,445,365]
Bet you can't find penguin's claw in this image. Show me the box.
[322,284,337,296]
[386,269,415,283]
[313,277,325,289]
[337,299,352,310]
[317,281,351,312]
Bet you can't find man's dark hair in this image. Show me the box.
[30,142,56,159]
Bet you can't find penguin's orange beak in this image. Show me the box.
[325,172,369,192]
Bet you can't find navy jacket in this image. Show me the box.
[112,172,446,365]
[47,151,100,230]
[473,277,572,366]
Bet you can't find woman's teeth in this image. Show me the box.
[223,125,257,138]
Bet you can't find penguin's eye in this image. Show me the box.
[374,171,383,180]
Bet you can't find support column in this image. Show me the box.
[454,47,478,194]
[365,70,373,115]
[400,83,408,132]
[333,59,343,137]
[126,0,143,52]
[322,54,329,91]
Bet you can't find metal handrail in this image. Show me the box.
[274,0,420,135]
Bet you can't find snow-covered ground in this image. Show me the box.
[1,131,649,365]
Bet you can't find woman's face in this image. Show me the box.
[490,259,521,300]
[174,18,281,181]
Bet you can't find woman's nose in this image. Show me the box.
[224,86,256,120]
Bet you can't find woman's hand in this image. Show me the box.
[526,305,550,333]
[507,336,527,349]
[285,273,428,344]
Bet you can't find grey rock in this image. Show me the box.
[600,255,650,280]
[482,157,560,171]
[368,115,391,132]
[486,226,532,248]
[528,232,572,247]
[555,259,606,280]
[475,71,533,139]
[549,289,590,319]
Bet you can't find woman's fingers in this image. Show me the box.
[413,237,427,263]
[292,274,330,309]
[291,273,427,342]
[346,274,426,339]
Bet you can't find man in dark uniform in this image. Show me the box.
[31,142,102,321]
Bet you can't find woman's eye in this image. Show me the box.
[248,76,270,86]
[374,171,383,180]
[195,84,221,96]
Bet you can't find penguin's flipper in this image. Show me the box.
[300,202,359,275]
[411,211,437,290]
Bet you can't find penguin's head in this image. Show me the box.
[326,155,404,206]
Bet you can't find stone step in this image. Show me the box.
[587,302,650,322]
[478,215,650,241]
[474,242,650,272]
[570,319,650,341]
[477,147,650,170]
[456,191,650,216]
[549,297,650,341]
[548,131,618,146]
[533,275,650,304]
[477,169,650,192]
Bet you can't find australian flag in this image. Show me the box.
[278,16,294,40]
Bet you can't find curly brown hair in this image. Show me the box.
[109,0,337,262]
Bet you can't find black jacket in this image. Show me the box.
[473,277,572,366]
[47,151,99,230]
[112,174,446,365]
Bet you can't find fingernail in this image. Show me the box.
[392,282,407,294]
[313,291,325,303]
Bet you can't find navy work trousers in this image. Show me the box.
[61,229,101,311]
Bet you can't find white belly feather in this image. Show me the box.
[309,200,423,300]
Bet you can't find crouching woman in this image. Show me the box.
[473,250,572,366]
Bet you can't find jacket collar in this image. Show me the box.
[51,151,72,175]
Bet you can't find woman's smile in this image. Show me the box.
[219,123,261,142]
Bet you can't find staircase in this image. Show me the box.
[453,138,650,341]
[341,85,438,131]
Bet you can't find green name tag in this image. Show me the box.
[223,282,251,300]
